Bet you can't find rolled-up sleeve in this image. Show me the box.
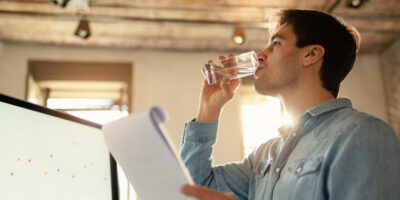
[180,121,252,200]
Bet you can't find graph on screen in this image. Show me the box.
[0,97,115,200]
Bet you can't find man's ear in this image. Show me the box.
[302,45,325,67]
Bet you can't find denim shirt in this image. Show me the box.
[180,98,400,200]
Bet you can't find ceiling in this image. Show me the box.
[0,0,399,52]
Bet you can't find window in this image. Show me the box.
[240,85,292,157]
[26,61,137,200]
[47,98,129,124]
[46,97,133,200]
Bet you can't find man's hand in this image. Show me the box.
[196,54,240,122]
[181,184,237,200]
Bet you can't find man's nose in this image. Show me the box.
[257,52,265,63]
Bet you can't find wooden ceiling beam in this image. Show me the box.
[0,1,274,24]
[0,1,398,31]
[332,0,400,16]
[0,0,398,52]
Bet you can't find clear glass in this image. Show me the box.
[202,51,259,85]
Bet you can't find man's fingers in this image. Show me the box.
[181,185,216,199]
[230,79,240,90]
[224,79,240,95]
[219,54,236,68]
[181,185,235,200]
[225,192,237,200]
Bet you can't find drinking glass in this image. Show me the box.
[202,51,259,85]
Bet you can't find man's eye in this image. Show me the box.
[273,41,280,45]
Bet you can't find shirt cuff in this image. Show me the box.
[183,120,218,144]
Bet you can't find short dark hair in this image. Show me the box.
[278,9,361,97]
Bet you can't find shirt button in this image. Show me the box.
[296,167,303,173]
[292,132,297,137]
[275,168,281,173]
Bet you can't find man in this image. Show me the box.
[179,9,400,200]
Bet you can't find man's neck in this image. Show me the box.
[279,86,335,125]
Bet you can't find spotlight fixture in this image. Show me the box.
[51,0,89,10]
[74,19,91,39]
[347,0,368,8]
[232,25,245,45]
[51,0,70,7]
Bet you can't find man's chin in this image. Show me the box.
[253,81,279,97]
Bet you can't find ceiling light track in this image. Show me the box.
[0,10,273,29]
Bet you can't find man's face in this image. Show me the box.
[254,24,302,96]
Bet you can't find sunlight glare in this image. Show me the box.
[241,97,292,157]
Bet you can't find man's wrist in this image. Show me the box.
[196,108,221,122]
[184,120,218,143]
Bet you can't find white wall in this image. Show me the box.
[0,43,243,165]
[0,42,3,55]
[0,43,389,165]
[339,53,388,122]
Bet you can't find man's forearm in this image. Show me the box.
[180,121,218,187]
[196,103,222,122]
[180,120,253,200]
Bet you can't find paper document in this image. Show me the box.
[102,107,194,200]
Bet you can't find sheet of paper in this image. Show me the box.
[102,107,194,200]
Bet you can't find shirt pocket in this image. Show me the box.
[286,157,323,200]
[288,156,323,177]
[250,159,273,199]
[253,159,273,177]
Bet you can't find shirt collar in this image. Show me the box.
[278,98,352,140]
[306,98,352,117]
[278,125,292,141]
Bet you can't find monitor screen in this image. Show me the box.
[0,94,118,200]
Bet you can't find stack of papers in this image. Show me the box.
[103,107,194,200]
